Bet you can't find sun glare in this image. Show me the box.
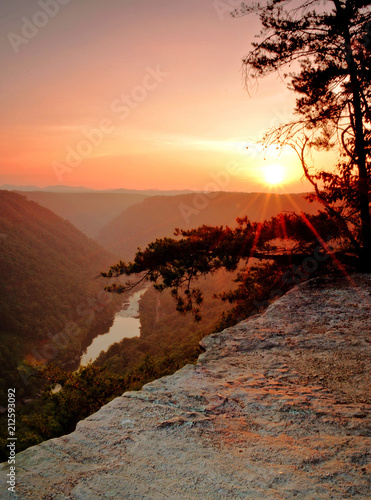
[263,163,285,185]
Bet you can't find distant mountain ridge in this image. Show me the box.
[1,184,95,193]
[7,187,195,239]
[96,191,321,261]
[2,184,193,195]
[9,188,320,253]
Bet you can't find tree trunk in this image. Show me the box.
[333,0,371,271]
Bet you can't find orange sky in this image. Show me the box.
[0,0,316,192]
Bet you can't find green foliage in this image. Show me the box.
[216,261,286,329]
[1,270,235,460]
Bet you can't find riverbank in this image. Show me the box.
[79,288,147,366]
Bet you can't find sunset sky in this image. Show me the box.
[0,0,316,192]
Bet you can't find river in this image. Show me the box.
[79,288,146,366]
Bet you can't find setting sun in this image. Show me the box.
[263,163,285,185]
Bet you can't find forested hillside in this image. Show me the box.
[18,191,149,239]
[0,191,121,400]
[97,192,321,260]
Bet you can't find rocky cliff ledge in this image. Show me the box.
[2,275,371,499]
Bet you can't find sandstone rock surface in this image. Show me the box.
[2,275,371,499]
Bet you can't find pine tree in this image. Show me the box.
[235,0,371,269]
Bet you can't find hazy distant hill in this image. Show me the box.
[0,191,120,396]
[2,184,193,196]
[97,192,321,261]
[1,184,95,193]
[16,191,149,239]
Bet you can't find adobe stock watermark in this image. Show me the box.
[7,0,73,54]
[52,65,169,182]
[213,1,248,21]
[7,388,16,495]
[178,161,243,224]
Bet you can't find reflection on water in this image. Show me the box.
[80,289,146,366]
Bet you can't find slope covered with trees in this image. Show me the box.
[0,190,121,399]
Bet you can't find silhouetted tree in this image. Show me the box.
[234,0,371,270]
[103,213,340,320]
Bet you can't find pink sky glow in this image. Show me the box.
[0,0,320,192]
